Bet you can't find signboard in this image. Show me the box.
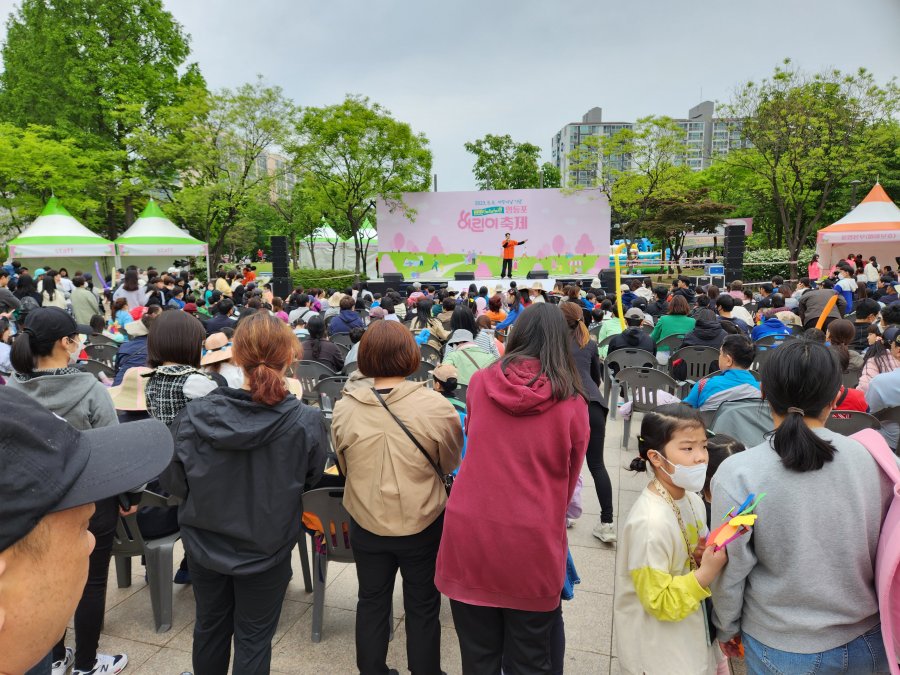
[376,188,611,279]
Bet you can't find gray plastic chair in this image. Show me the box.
[841,370,861,389]
[616,367,682,449]
[655,334,685,353]
[710,398,773,449]
[316,376,349,413]
[294,361,339,405]
[85,334,119,347]
[603,348,658,416]
[751,347,776,375]
[342,361,359,377]
[84,343,119,365]
[111,491,181,633]
[419,344,442,366]
[589,324,603,342]
[79,359,115,382]
[754,334,794,348]
[302,488,393,643]
[826,410,882,436]
[332,333,353,349]
[669,346,722,385]
[407,361,435,384]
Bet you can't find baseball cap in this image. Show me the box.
[0,387,174,551]
[23,307,91,341]
[625,308,645,321]
[368,306,388,320]
[432,363,458,384]
[447,329,474,345]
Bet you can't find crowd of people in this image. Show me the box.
[1,253,899,675]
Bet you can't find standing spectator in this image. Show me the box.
[332,321,463,675]
[435,304,589,673]
[162,312,326,675]
[111,270,147,308]
[70,275,99,327]
[41,274,67,310]
[798,279,847,329]
[807,253,822,281]
[8,307,127,675]
[865,257,880,291]
[712,340,894,673]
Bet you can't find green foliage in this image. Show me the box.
[463,134,542,190]
[540,162,561,189]
[740,248,817,281]
[289,268,367,290]
[291,96,432,276]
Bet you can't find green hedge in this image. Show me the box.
[740,248,816,281]
[289,268,367,290]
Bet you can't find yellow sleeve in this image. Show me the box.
[630,566,710,622]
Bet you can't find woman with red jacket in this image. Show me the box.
[435,303,590,673]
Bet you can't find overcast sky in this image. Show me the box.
[2,0,899,191]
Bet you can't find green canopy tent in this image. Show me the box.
[115,200,210,278]
[7,196,116,273]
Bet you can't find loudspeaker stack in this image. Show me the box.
[454,272,475,281]
[270,236,292,299]
[723,224,746,283]
[526,270,549,280]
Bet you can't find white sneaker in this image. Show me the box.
[52,648,74,675]
[593,521,617,543]
[73,654,128,675]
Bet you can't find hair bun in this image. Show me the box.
[629,456,647,473]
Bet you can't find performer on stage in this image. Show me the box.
[500,232,527,278]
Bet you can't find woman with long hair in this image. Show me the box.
[712,339,894,673]
[13,273,41,306]
[435,303,589,672]
[161,312,326,674]
[332,321,463,675]
[9,307,126,674]
[448,305,499,358]
[409,298,449,352]
[858,327,900,393]
[826,319,864,377]
[41,273,68,309]
[560,302,614,541]
[807,253,822,281]
[112,269,148,308]
[303,315,344,372]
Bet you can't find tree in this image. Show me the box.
[268,175,334,270]
[0,0,201,236]
[464,134,542,190]
[540,162,561,189]
[148,79,298,265]
[643,186,734,272]
[569,116,693,243]
[291,96,432,276]
[719,60,899,278]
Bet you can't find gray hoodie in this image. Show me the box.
[8,369,117,430]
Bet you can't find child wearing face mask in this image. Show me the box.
[614,405,729,675]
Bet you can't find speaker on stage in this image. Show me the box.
[271,276,292,299]
[454,272,475,281]
[599,270,616,291]
[723,224,745,283]
[270,236,290,279]
[526,270,549,280]
[383,272,404,284]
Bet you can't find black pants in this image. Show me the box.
[585,401,613,523]
[189,553,292,675]
[350,514,443,675]
[501,259,513,278]
[53,497,118,671]
[549,604,565,675]
[451,600,557,675]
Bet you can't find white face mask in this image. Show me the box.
[67,337,84,365]
[654,453,708,493]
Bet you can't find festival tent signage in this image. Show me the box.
[816,183,900,270]
[115,200,208,257]
[7,197,116,258]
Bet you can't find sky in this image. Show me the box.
[1,0,899,191]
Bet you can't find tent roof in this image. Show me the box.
[8,197,115,257]
[820,183,900,233]
[115,200,205,245]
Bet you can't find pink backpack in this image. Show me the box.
[852,429,900,675]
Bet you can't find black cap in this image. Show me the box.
[0,388,174,551]
[23,307,91,341]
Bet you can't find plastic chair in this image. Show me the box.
[669,346,721,384]
[616,367,682,450]
[655,334,685,353]
[316,376,349,413]
[589,324,603,342]
[826,410,882,436]
[710,398,773,449]
[342,361,359,377]
[451,383,468,404]
[111,491,181,633]
[85,334,119,347]
[841,370,861,389]
[603,348,658,415]
[295,361,339,405]
[407,361,435,384]
[324,314,336,331]
[334,342,351,357]
[874,406,900,453]
[79,359,115,381]
[754,334,794,348]
[420,343,443,366]
[332,333,353,349]
[301,488,393,643]
[751,347,776,375]
[84,343,119,365]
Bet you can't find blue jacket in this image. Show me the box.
[751,317,792,341]
[495,303,524,331]
[620,291,638,308]
[329,309,364,335]
[683,369,761,411]
[113,336,148,386]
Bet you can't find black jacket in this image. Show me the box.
[646,299,669,318]
[608,327,657,370]
[851,321,871,353]
[672,287,696,305]
[570,338,604,406]
[681,318,727,349]
[162,387,327,574]
[204,313,237,336]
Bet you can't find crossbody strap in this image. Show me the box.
[459,347,483,371]
[371,388,444,482]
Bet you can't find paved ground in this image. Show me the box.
[75,412,744,674]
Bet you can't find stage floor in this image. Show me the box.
[371,275,599,293]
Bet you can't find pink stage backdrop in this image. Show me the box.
[376,188,611,279]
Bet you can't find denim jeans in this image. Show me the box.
[743,625,889,674]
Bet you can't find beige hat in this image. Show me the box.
[530,281,544,292]
[327,292,344,308]
[432,363,458,384]
[494,283,505,293]
[201,332,233,365]
[108,366,152,411]
[123,319,149,337]
[590,278,602,289]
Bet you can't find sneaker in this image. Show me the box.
[566,518,574,529]
[173,567,191,584]
[73,653,128,675]
[51,648,74,675]
[593,521,617,543]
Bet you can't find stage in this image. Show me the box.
[367,274,607,295]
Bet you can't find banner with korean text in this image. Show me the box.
[375,188,611,279]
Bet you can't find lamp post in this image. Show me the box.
[850,179,862,209]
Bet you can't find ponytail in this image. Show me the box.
[246,363,288,406]
[770,407,836,471]
[232,312,300,406]
[10,328,58,375]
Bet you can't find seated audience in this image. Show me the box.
[683,334,760,411]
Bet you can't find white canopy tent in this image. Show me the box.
[115,200,210,278]
[816,183,900,271]
[8,196,116,260]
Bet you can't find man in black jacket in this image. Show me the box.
[204,298,237,336]
[645,286,669,318]
[607,308,656,375]
[851,298,881,352]
[671,276,696,305]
